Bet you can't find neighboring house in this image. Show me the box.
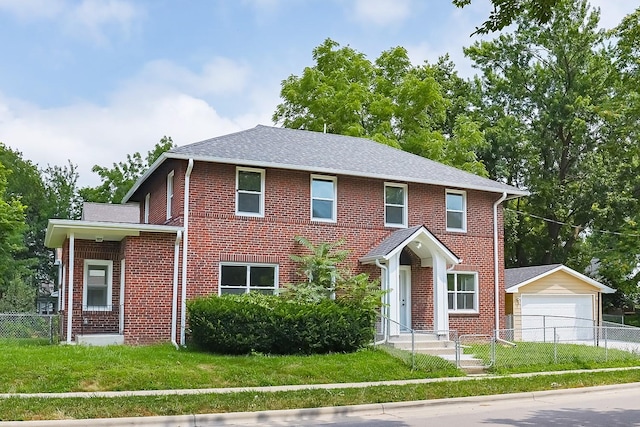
[505,264,616,342]
[45,125,526,346]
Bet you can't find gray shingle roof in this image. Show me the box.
[363,225,424,259]
[504,264,563,289]
[167,125,525,195]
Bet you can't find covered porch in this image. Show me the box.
[45,218,183,345]
[360,225,461,339]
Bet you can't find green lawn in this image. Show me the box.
[2,341,640,421]
[468,341,640,374]
[0,343,457,393]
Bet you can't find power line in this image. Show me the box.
[506,208,640,238]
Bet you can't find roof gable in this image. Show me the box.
[124,125,526,202]
[505,264,615,294]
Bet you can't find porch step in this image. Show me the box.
[440,354,487,374]
[76,334,124,346]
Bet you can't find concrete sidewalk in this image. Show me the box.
[1,367,639,426]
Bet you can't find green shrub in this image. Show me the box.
[187,293,375,355]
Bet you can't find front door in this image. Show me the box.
[399,266,411,332]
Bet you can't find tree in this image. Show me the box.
[466,0,628,269]
[81,136,176,203]
[453,0,561,34]
[0,161,28,307]
[0,144,43,285]
[273,39,488,176]
[43,161,83,220]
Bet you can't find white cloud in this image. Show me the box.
[590,0,638,29]
[128,58,252,98]
[351,0,412,27]
[0,57,276,188]
[0,0,143,45]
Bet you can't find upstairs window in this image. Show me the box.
[236,167,265,216]
[446,190,466,232]
[311,175,337,222]
[83,260,113,311]
[447,272,478,312]
[219,264,277,295]
[384,183,407,227]
[166,171,174,220]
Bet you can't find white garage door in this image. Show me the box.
[521,295,594,342]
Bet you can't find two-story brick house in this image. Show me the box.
[45,125,526,346]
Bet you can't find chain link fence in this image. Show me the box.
[0,313,60,343]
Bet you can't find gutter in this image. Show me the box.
[171,230,182,349]
[493,192,508,333]
[180,159,194,346]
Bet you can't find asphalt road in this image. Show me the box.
[227,384,640,427]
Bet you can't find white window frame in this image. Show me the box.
[447,271,478,313]
[236,167,265,217]
[310,174,337,222]
[219,263,278,295]
[144,193,150,224]
[384,182,408,228]
[83,259,113,311]
[166,171,174,221]
[446,189,467,232]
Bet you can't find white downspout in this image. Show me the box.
[66,233,75,344]
[493,192,508,333]
[171,230,182,349]
[180,159,194,346]
[375,259,389,343]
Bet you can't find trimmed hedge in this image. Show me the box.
[187,294,376,355]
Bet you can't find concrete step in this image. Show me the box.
[389,340,455,351]
[415,347,457,356]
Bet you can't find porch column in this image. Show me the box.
[387,252,401,336]
[66,233,75,344]
[433,252,449,336]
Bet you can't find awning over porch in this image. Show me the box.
[359,225,461,266]
[45,219,183,248]
[360,225,461,337]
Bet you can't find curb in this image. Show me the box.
[1,382,639,427]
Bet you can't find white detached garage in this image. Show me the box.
[505,265,615,342]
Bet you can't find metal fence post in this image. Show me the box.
[411,329,415,371]
[553,327,557,363]
[604,326,608,361]
[543,316,547,343]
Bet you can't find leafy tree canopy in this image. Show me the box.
[273,39,488,176]
[81,136,176,203]
[453,0,561,34]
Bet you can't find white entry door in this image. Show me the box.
[399,266,411,332]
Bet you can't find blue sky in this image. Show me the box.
[0,0,636,186]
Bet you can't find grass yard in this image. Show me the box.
[0,342,458,394]
[2,369,640,421]
[468,341,640,374]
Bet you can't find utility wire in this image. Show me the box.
[506,208,640,238]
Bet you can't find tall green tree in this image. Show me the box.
[81,136,176,203]
[453,0,561,34]
[584,6,640,302]
[273,39,488,176]
[466,0,626,268]
[0,161,28,308]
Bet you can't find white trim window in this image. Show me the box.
[446,190,466,232]
[311,175,337,222]
[83,260,113,311]
[447,271,478,313]
[219,263,278,295]
[384,183,408,227]
[166,171,174,220]
[144,193,150,224]
[236,167,265,216]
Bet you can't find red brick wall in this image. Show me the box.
[58,240,121,341]
[117,158,507,342]
[121,232,177,345]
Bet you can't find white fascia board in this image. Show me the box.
[506,265,616,294]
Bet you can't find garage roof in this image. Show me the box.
[505,264,615,294]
